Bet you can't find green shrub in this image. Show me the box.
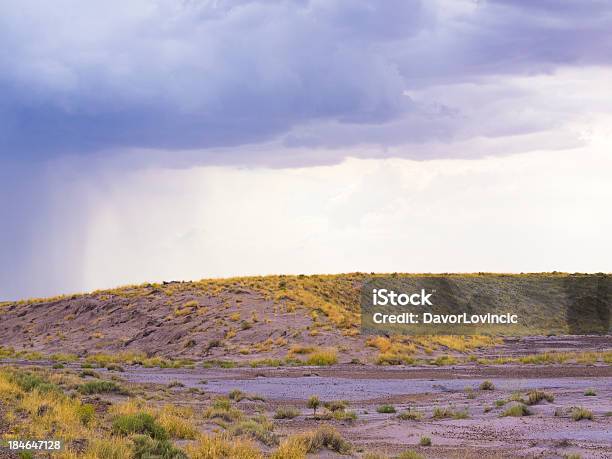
[432,406,469,419]
[230,417,277,446]
[323,400,348,412]
[495,399,507,407]
[419,436,432,446]
[105,364,125,372]
[228,389,245,401]
[274,406,300,419]
[77,404,96,426]
[8,371,59,395]
[132,435,187,459]
[112,413,168,440]
[78,380,127,395]
[376,404,396,414]
[502,403,531,417]
[431,355,457,366]
[584,388,596,396]
[307,395,320,417]
[52,363,64,369]
[397,409,423,421]
[479,380,495,390]
[79,369,100,378]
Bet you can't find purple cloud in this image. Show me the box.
[1,0,611,162]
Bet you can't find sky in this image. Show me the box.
[1,0,612,299]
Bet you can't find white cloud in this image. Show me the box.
[6,117,609,299]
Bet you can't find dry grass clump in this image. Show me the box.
[430,355,457,366]
[204,397,243,423]
[479,380,495,390]
[419,436,432,446]
[274,406,301,419]
[157,406,198,440]
[305,348,338,366]
[230,415,277,446]
[397,451,425,459]
[186,434,263,459]
[432,406,470,419]
[571,407,593,421]
[502,403,532,417]
[369,336,417,365]
[397,409,423,420]
[526,390,554,405]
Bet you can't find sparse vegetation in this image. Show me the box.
[274,406,301,419]
[398,409,423,420]
[307,395,321,417]
[397,451,424,459]
[419,436,432,446]
[526,390,554,405]
[376,404,396,414]
[112,412,168,439]
[583,388,596,396]
[432,406,469,419]
[502,403,532,417]
[571,407,593,421]
[78,380,127,395]
[305,348,338,366]
[479,380,495,390]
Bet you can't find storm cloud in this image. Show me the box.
[2,0,612,162]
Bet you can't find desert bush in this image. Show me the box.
[157,412,198,440]
[323,400,348,412]
[431,355,457,366]
[230,416,277,446]
[249,358,283,368]
[307,424,351,454]
[204,398,243,423]
[270,436,309,459]
[76,404,95,426]
[186,434,263,459]
[105,364,125,372]
[419,436,432,446]
[306,348,338,366]
[432,406,469,419]
[274,406,300,419]
[307,395,320,417]
[79,369,100,378]
[397,409,423,421]
[131,435,187,459]
[83,437,133,459]
[112,412,168,440]
[229,389,245,401]
[479,380,495,390]
[376,404,396,414]
[526,390,554,405]
[397,451,424,459]
[502,403,532,417]
[8,371,57,393]
[584,388,596,396]
[78,380,126,395]
[571,407,593,421]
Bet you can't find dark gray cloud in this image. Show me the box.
[1,0,611,162]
